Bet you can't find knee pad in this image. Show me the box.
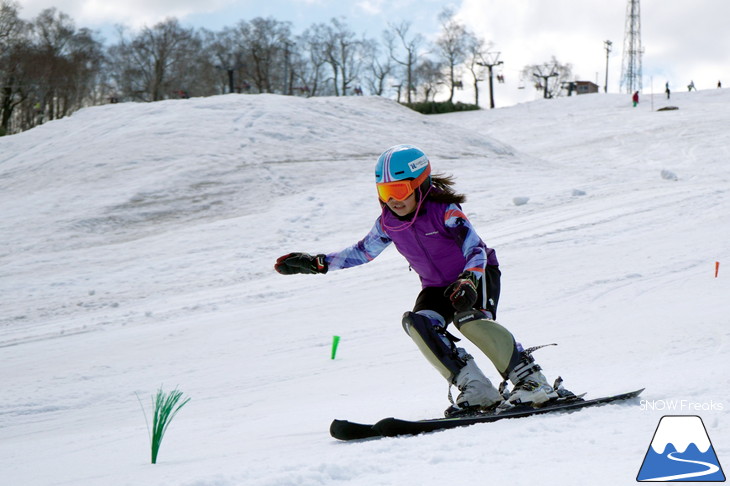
[402,311,466,382]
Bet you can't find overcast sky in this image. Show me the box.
[14,0,730,107]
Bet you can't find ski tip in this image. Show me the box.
[330,419,380,441]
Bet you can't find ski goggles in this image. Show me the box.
[376,168,431,202]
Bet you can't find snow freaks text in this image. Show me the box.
[640,400,724,412]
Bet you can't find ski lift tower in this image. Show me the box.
[620,0,643,93]
[477,51,503,109]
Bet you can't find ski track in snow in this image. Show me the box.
[1,91,728,486]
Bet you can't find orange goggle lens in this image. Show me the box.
[377,180,415,202]
[376,167,431,202]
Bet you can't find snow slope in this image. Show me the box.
[1,90,728,486]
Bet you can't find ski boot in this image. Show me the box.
[496,347,575,412]
[445,356,504,417]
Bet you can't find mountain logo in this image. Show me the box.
[637,415,726,482]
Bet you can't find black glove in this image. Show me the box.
[274,253,328,275]
[445,272,478,312]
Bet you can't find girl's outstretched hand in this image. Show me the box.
[274,253,328,275]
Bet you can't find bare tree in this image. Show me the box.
[361,38,392,96]
[0,0,21,55]
[414,58,445,102]
[435,8,469,103]
[0,6,104,133]
[321,17,363,96]
[234,17,293,94]
[0,0,26,134]
[200,27,243,95]
[108,18,201,101]
[385,21,423,103]
[32,8,77,120]
[464,33,490,106]
[55,27,105,114]
[297,23,329,96]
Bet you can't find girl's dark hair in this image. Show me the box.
[426,174,466,204]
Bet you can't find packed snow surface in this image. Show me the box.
[1,90,728,486]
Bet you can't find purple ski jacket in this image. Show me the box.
[326,199,498,287]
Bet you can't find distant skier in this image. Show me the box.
[665,82,671,100]
[632,91,640,107]
[688,80,696,92]
[274,145,574,417]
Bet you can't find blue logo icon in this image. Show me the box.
[637,415,725,482]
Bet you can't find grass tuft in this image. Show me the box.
[138,386,191,464]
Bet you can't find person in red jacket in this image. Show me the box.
[274,145,574,416]
[632,91,640,107]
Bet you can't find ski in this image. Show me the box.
[330,388,644,441]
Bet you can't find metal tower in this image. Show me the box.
[620,0,643,93]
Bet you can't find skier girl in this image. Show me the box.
[274,144,570,416]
